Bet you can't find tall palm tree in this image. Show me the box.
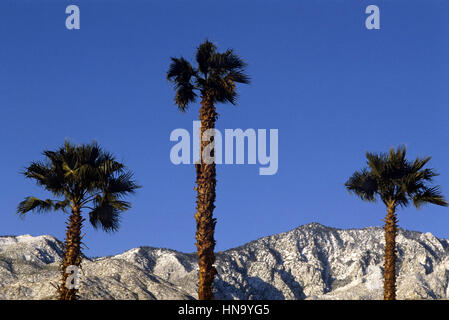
[167,40,250,300]
[17,141,140,300]
[345,146,447,300]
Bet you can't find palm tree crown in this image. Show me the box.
[345,146,448,208]
[167,40,250,111]
[17,140,140,231]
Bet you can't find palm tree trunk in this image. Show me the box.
[195,92,218,300]
[58,206,83,300]
[383,200,397,300]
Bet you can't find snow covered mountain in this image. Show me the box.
[2,223,449,300]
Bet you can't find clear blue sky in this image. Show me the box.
[0,0,447,257]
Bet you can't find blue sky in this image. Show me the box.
[0,0,447,257]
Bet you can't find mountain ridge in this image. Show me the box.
[1,223,449,300]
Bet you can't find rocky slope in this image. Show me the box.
[1,223,449,300]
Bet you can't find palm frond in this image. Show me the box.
[207,75,237,105]
[196,40,216,75]
[88,194,131,232]
[224,70,250,85]
[175,82,197,111]
[88,202,121,232]
[208,50,247,74]
[167,57,198,110]
[345,169,378,202]
[167,57,196,85]
[410,156,432,173]
[54,199,70,212]
[97,153,124,175]
[107,171,140,197]
[17,197,55,216]
[366,151,387,179]
[413,186,449,208]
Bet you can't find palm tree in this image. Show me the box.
[17,141,140,300]
[167,40,250,300]
[345,146,447,300]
